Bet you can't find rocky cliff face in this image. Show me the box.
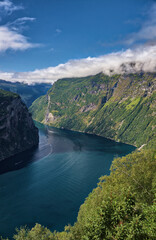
[0,89,39,161]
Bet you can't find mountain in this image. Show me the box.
[0,80,52,107]
[30,72,156,148]
[0,89,39,161]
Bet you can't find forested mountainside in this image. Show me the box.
[0,80,51,107]
[30,72,156,148]
[0,89,39,161]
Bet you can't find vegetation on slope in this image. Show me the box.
[3,149,156,239]
[0,89,19,117]
[0,80,51,107]
[0,88,18,100]
[30,72,156,148]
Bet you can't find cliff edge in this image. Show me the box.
[0,89,39,161]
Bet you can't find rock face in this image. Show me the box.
[0,89,39,161]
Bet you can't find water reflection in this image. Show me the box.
[0,122,134,175]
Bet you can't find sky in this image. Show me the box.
[0,0,156,84]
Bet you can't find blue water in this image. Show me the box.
[0,122,135,238]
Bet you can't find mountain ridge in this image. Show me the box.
[0,79,52,107]
[30,72,156,148]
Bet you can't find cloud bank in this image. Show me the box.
[1,1,156,84]
[1,45,156,84]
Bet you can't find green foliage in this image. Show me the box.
[70,149,156,240]
[125,97,141,110]
[30,95,48,122]
[13,224,54,240]
[72,194,149,240]
[0,89,18,98]
[0,89,19,115]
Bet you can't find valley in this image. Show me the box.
[0,1,156,238]
[0,72,155,239]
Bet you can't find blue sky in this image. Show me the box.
[0,0,156,84]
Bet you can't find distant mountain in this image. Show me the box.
[0,80,52,107]
[30,72,156,148]
[0,89,39,161]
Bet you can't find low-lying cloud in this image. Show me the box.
[1,45,156,85]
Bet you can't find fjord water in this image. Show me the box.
[0,122,135,238]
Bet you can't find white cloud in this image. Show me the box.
[0,1,156,85]
[123,3,156,45]
[0,1,39,52]
[49,48,54,52]
[0,26,39,52]
[7,17,36,26]
[56,28,62,34]
[6,17,36,31]
[1,44,156,85]
[0,0,23,14]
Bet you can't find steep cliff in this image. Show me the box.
[0,89,39,161]
[30,72,156,148]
